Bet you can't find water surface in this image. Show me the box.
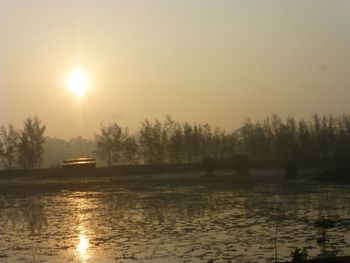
[0,173,349,262]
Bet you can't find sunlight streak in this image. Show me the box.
[77,233,89,262]
[73,193,93,262]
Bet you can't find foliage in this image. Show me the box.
[17,116,46,169]
[133,113,350,166]
[95,124,138,166]
[235,114,350,162]
[121,137,139,165]
[231,153,250,174]
[3,113,350,169]
[139,119,168,164]
[137,116,234,165]
[290,247,308,263]
[0,124,19,169]
[57,113,350,167]
[284,160,298,178]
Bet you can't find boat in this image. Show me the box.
[61,157,96,170]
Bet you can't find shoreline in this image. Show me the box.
[0,167,343,195]
[0,164,345,184]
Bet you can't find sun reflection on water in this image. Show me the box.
[77,233,89,261]
[73,192,95,262]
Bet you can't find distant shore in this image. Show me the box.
[0,162,347,183]
[0,163,202,178]
[0,165,347,189]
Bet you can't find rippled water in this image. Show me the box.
[0,173,349,262]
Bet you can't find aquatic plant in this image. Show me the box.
[290,247,308,263]
[314,218,336,245]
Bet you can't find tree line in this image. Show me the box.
[0,116,46,169]
[1,114,350,169]
[95,114,350,166]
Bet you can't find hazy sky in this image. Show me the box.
[1,0,350,139]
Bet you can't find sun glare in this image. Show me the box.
[67,68,89,97]
[77,233,89,261]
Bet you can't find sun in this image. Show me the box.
[66,68,89,97]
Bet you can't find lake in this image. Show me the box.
[0,172,349,262]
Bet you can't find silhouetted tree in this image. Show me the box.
[165,116,184,164]
[18,117,46,169]
[0,124,19,169]
[95,124,133,166]
[139,119,168,164]
[200,123,212,159]
[121,135,139,165]
[88,113,350,169]
[182,123,202,163]
[297,119,311,160]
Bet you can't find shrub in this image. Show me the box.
[232,153,250,174]
[290,247,308,263]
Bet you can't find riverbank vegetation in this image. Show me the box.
[0,117,46,169]
[1,114,350,175]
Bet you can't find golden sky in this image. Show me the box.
[1,0,350,139]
